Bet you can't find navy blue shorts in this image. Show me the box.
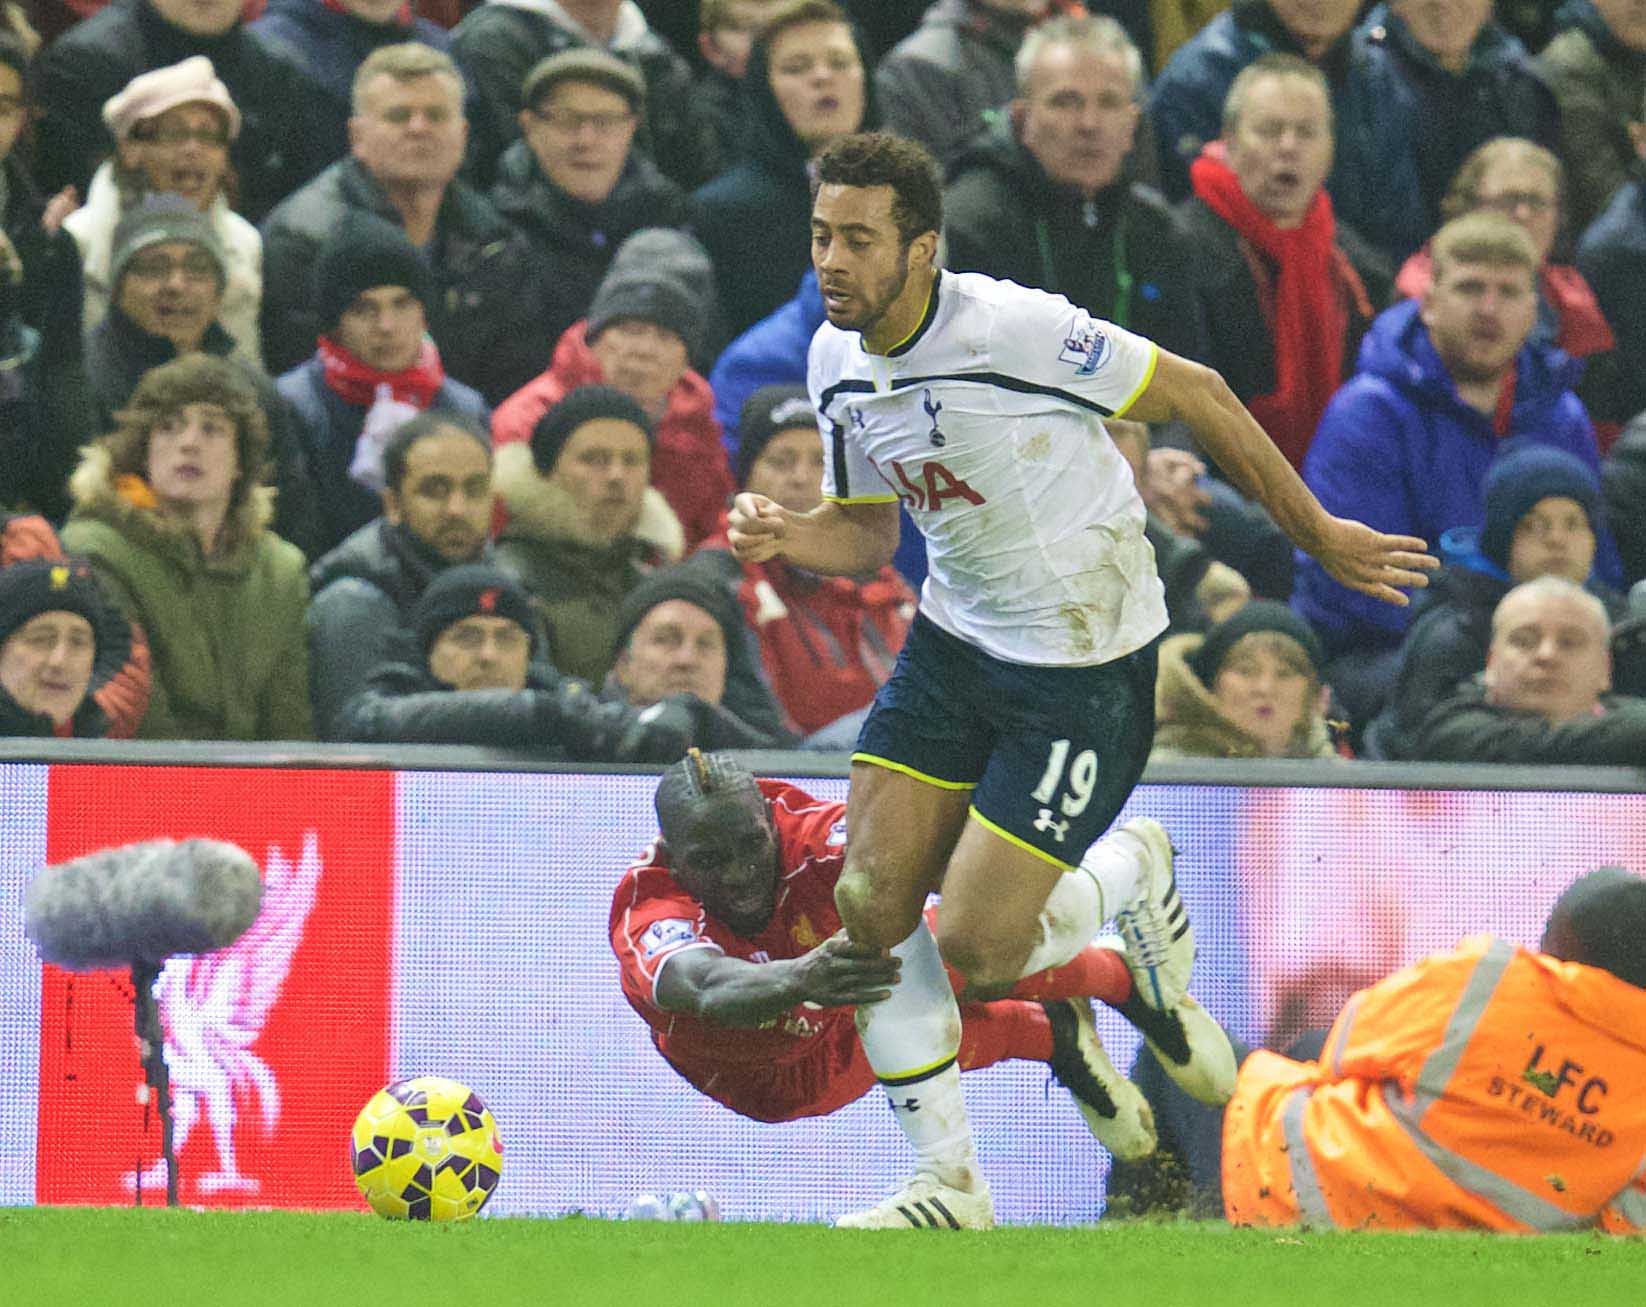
[853,613,1159,867]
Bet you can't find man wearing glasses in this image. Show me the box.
[491,49,689,352]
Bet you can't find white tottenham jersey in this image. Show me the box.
[809,270,1168,667]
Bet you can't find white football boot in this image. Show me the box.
[1106,818,1194,1011]
[1046,998,1157,1160]
[834,1174,995,1230]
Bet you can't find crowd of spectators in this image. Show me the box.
[3,0,1645,767]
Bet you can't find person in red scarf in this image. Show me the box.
[276,212,489,555]
[1392,137,1625,447]
[1176,52,1392,475]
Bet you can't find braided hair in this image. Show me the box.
[654,749,765,848]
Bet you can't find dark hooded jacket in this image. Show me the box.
[690,17,878,337]
[1294,299,1619,655]
[488,137,689,352]
[1577,171,1646,427]
[944,115,1206,363]
[0,156,96,521]
[1536,0,1646,236]
[1343,5,1560,262]
[875,0,1043,168]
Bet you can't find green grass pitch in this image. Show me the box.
[5,1208,1643,1307]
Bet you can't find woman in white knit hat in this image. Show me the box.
[62,55,262,365]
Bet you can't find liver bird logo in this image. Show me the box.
[122,833,322,1197]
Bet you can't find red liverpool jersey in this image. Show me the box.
[611,778,854,1066]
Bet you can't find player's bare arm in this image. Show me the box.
[727,493,901,577]
[654,934,901,1027]
[1125,350,1439,607]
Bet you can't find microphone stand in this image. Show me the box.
[131,962,179,1208]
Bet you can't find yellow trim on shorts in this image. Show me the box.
[968,805,1075,872]
[1109,340,1160,420]
[822,492,900,505]
[850,753,975,791]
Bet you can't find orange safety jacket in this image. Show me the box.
[1223,935,1646,1233]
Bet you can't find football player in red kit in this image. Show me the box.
[610,752,1235,1185]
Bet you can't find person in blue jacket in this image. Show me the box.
[1293,213,1620,727]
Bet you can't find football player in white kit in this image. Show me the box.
[728,132,1437,1229]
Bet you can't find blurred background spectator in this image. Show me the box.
[0,30,95,521]
[0,554,138,737]
[249,0,457,163]
[1410,575,1646,762]
[492,385,681,681]
[332,559,705,758]
[1391,136,1623,436]
[276,213,488,556]
[604,562,793,747]
[944,14,1203,363]
[258,42,546,403]
[691,0,873,336]
[1536,0,1646,236]
[685,384,914,746]
[451,0,717,190]
[30,0,329,223]
[306,411,498,738]
[1151,598,1340,760]
[60,355,313,740]
[489,48,688,352]
[64,56,262,361]
[1367,445,1627,759]
[491,230,734,550]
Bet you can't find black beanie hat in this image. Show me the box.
[414,564,539,659]
[1541,867,1646,990]
[612,566,744,662]
[0,560,117,654]
[315,213,435,335]
[1480,445,1602,571]
[1188,600,1325,685]
[734,384,816,487]
[529,384,654,475]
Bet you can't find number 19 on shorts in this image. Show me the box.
[1031,739,1098,816]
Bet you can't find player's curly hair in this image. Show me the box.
[655,749,764,845]
[814,132,942,244]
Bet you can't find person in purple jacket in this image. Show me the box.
[1293,212,1621,729]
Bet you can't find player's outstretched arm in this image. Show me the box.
[727,492,901,577]
[1125,351,1438,606]
[655,934,901,1028]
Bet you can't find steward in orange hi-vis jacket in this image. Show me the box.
[1223,868,1646,1234]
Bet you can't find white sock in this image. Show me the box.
[1019,826,1150,975]
[855,921,981,1193]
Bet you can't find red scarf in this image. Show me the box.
[317,335,446,410]
[1190,145,1358,471]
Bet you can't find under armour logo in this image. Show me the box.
[890,1097,920,1113]
[848,407,866,432]
[1033,809,1070,843]
[922,389,945,447]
